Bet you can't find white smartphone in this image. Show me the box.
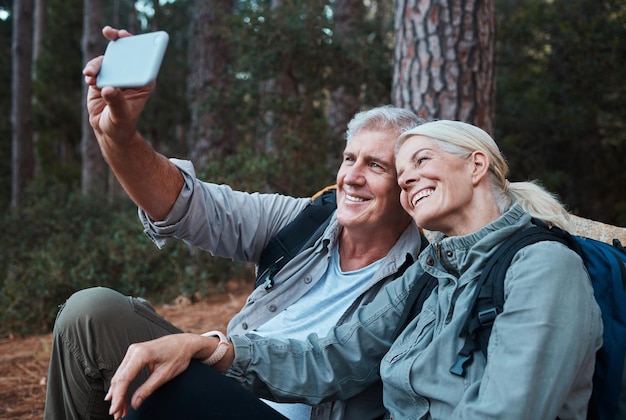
[96,31,169,88]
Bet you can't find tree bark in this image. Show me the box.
[187,0,236,168]
[327,0,363,145]
[33,0,46,64]
[392,0,495,134]
[11,0,35,208]
[80,0,106,196]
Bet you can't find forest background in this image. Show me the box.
[0,0,625,337]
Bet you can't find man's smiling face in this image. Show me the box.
[335,129,411,233]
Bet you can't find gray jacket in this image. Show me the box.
[140,159,424,420]
[226,205,603,420]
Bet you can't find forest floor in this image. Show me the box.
[0,279,253,419]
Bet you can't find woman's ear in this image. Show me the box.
[470,151,490,185]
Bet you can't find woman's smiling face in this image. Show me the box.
[395,135,478,236]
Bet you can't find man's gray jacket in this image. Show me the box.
[140,159,424,420]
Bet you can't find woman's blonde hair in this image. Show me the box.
[396,120,571,230]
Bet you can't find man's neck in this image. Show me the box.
[337,224,408,272]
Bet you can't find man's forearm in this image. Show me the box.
[100,131,184,220]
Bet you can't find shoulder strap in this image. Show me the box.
[255,187,337,290]
[393,272,438,339]
[450,220,572,376]
[391,235,435,339]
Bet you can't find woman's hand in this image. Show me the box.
[105,333,221,419]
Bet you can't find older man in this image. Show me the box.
[44,26,425,420]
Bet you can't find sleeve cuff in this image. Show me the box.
[139,158,196,248]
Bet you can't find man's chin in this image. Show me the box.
[335,208,367,227]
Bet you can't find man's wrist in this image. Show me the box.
[200,330,229,366]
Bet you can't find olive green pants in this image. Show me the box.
[43,287,182,420]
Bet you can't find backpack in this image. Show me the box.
[255,186,338,291]
[395,219,626,420]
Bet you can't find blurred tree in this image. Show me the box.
[11,0,34,207]
[327,0,363,150]
[325,0,396,170]
[187,0,236,168]
[392,0,496,134]
[205,0,394,196]
[80,0,105,196]
[32,0,83,192]
[0,3,13,210]
[33,0,45,70]
[496,0,626,224]
[138,0,190,158]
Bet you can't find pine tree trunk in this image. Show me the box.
[11,0,35,208]
[327,0,364,170]
[80,0,106,197]
[392,0,495,134]
[187,0,236,169]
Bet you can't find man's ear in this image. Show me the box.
[470,151,490,185]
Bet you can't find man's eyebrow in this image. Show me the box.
[343,150,392,165]
[365,152,394,168]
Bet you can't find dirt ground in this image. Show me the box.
[0,280,252,419]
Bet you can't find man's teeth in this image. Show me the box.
[346,194,366,202]
[412,189,433,206]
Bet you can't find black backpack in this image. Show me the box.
[394,219,626,420]
[255,187,338,291]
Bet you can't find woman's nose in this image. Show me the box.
[398,172,415,188]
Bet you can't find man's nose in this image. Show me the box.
[343,162,366,184]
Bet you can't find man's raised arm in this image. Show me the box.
[82,26,183,221]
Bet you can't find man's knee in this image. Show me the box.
[54,287,132,336]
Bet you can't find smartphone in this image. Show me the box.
[96,31,169,88]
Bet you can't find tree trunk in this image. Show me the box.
[11,0,35,208]
[81,0,106,197]
[392,0,495,134]
[187,0,236,168]
[327,0,363,144]
[32,0,47,179]
[33,0,46,64]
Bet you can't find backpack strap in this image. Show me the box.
[450,220,572,376]
[391,236,436,340]
[255,187,337,291]
[392,272,438,339]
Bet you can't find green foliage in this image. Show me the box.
[0,185,253,337]
[3,0,625,335]
[204,0,391,197]
[33,0,83,190]
[138,0,191,156]
[496,0,626,224]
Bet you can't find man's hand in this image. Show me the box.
[105,333,220,419]
[81,26,185,221]
[83,26,154,149]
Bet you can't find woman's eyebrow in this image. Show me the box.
[409,147,431,162]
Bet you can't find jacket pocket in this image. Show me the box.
[386,307,436,364]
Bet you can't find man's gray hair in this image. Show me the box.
[345,105,425,144]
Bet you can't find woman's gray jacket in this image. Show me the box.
[225,204,603,420]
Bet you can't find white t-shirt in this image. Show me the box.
[254,245,383,419]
